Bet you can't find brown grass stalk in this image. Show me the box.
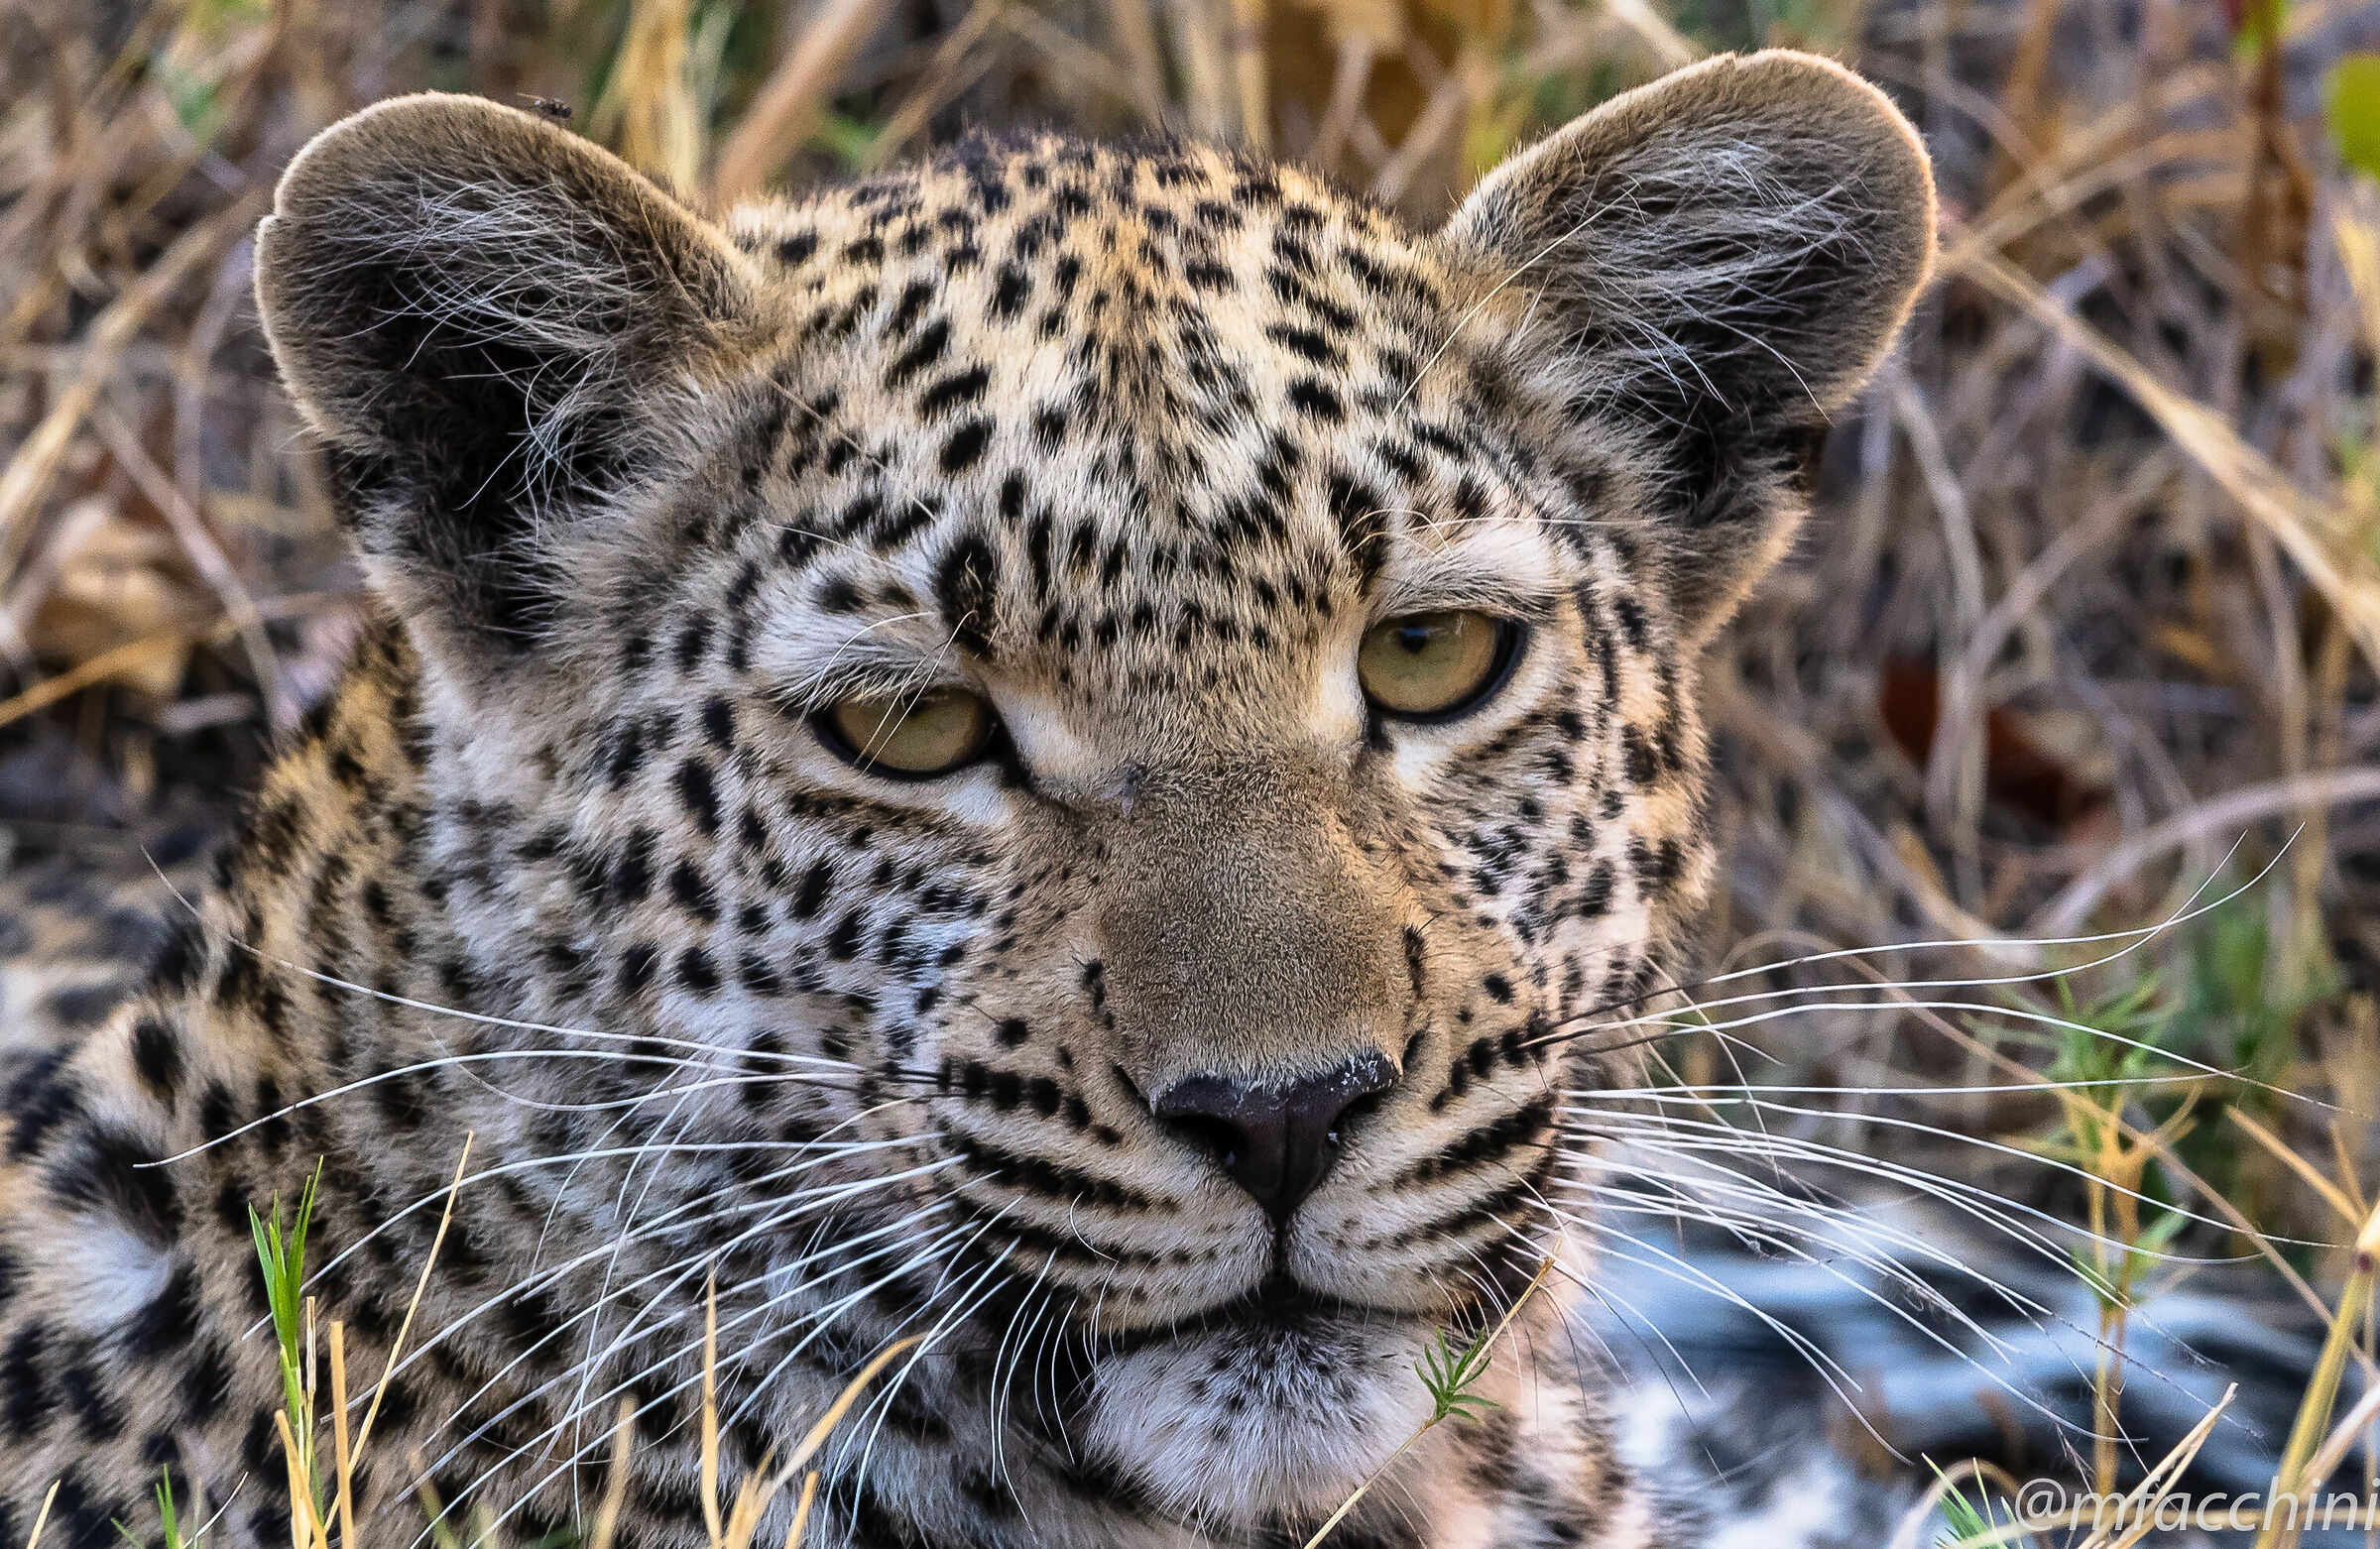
[0,191,263,584]
[710,0,896,200]
[1954,246,2380,673]
[17,1483,59,1549]
[586,1401,637,1549]
[2255,1200,2380,1549]
[352,1134,474,1461]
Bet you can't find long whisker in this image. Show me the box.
[1540,991,2322,1113]
[147,1045,907,1165]
[1557,1138,2063,1326]
[432,1199,992,1540]
[1502,1208,1707,1403]
[1522,841,2278,1061]
[272,1129,935,1342]
[1565,1099,2282,1245]
[231,941,871,1066]
[712,1203,1005,1442]
[986,1257,1058,1498]
[1554,1169,2055,1365]
[400,1156,962,1454]
[1559,1141,2253,1451]
[1523,1202,1873,1413]
[573,1073,716,1450]
[840,1241,1020,1508]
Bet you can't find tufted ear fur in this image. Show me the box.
[1446,51,1935,642]
[255,93,764,655]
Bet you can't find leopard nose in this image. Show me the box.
[1152,1053,1398,1222]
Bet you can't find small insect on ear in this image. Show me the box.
[254,92,765,655]
[1446,50,1936,643]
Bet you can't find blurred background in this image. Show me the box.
[10,0,2380,1539]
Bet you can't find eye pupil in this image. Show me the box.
[1357,611,1518,721]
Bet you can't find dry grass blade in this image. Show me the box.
[276,1410,331,1549]
[997,9,1141,113]
[2228,1108,2364,1231]
[330,1322,356,1549]
[1928,1388,2243,1548]
[586,0,702,189]
[2034,768,2380,934]
[1228,0,1270,150]
[775,1336,926,1481]
[0,588,358,732]
[1916,1388,2248,1549]
[859,0,1008,171]
[587,1400,637,1549]
[2079,1383,2236,1548]
[1954,247,2380,673]
[89,402,288,729]
[782,1474,818,1549]
[680,1335,925,1549]
[0,191,264,583]
[1310,37,1376,171]
[718,1456,782,1549]
[2334,191,2380,367]
[710,0,895,199]
[2255,1201,2380,1549]
[1599,0,1698,68]
[2300,1381,2380,1494]
[354,1134,474,1461]
[701,1272,725,1548]
[1170,0,1234,138]
[1102,0,1167,123]
[1370,74,1469,204]
[19,1482,59,1549]
[1884,1458,2037,1549]
[0,632,192,729]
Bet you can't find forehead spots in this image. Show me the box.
[702,131,1634,724]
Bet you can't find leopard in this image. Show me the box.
[0,49,1933,1549]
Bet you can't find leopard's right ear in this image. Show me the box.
[255,93,764,650]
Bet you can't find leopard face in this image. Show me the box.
[58,52,1928,1542]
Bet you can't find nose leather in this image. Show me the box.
[1153,1053,1397,1221]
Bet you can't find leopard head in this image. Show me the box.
[256,54,1931,1528]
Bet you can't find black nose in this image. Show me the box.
[1152,1053,1397,1221]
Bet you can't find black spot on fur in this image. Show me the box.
[130,1016,185,1105]
[678,761,720,835]
[934,534,1001,658]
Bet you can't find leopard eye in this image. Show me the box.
[1357,611,1520,721]
[819,688,997,778]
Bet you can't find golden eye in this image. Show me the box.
[1357,611,1517,720]
[821,687,996,777]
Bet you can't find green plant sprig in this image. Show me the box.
[1300,1255,1558,1549]
[111,1468,200,1549]
[1414,1325,1505,1428]
[252,1160,327,1532]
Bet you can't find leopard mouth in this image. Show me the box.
[1101,1272,1418,1358]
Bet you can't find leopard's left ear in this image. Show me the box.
[1446,50,1935,642]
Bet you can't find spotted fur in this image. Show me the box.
[0,52,1932,1549]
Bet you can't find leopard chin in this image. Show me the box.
[1080,1304,1437,1528]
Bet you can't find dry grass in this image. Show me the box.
[9,0,2380,1538]
[24,1138,916,1549]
